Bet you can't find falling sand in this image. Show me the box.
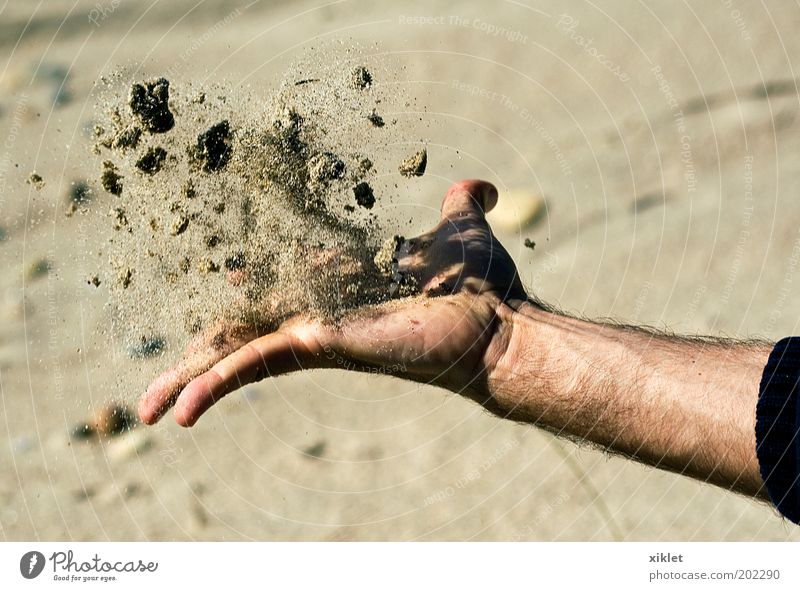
[85,61,426,387]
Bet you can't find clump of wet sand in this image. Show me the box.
[87,63,424,369]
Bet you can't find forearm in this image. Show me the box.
[488,302,772,499]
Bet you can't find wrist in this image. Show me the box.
[486,301,570,421]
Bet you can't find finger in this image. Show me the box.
[440,179,498,221]
[138,355,220,426]
[173,328,325,427]
[138,324,254,425]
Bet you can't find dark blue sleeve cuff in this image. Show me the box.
[755,337,800,524]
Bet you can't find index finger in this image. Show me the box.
[138,323,255,425]
[172,326,328,427]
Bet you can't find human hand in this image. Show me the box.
[138,179,528,426]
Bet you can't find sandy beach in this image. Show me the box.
[2,0,800,540]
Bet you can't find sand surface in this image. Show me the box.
[2,0,800,540]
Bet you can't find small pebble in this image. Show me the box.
[487,189,545,231]
[119,268,132,288]
[70,402,135,441]
[27,172,44,189]
[101,160,123,195]
[398,148,427,177]
[374,235,404,275]
[129,78,175,133]
[351,66,372,89]
[307,152,345,186]
[27,258,52,280]
[70,423,95,440]
[193,120,232,172]
[198,258,220,274]
[135,146,167,174]
[302,440,327,459]
[171,215,190,236]
[353,182,375,209]
[68,180,93,205]
[127,335,166,358]
[90,402,135,436]
[367,110,385,127]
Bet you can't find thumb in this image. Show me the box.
[440,179,498,221]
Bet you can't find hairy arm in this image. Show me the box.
[487,301,771,499]
[143,179,775,503]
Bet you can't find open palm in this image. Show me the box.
[139,180,528,426]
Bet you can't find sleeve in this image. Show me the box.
[755,337,800,524]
